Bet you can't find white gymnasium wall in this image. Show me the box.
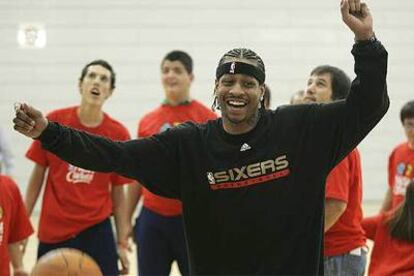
[1,0,413,204]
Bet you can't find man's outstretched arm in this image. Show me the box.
[13,103,181,198]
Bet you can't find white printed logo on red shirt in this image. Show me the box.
[393,175,411,196]
[394,162,413,196]
[66,164,94,184]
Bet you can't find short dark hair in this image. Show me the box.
[400,100,414,123]
[310,65,351,101]
[79,59,116,89]
[387,181,414,242]
[162,50,193,74]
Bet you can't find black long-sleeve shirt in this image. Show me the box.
[38,40,388,275]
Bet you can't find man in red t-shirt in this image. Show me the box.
[126,50,217,275]
[24,60,132,276]
[303,65,366,275]
[0,175,34,276]
[380,100,414,212]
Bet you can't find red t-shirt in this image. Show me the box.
[138,100,217,216]
[324,149,366,256]
[362,212,414,275]
[388,142,414,209]
[26,106,132,243]
[0,175,34,276]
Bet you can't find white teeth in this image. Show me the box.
[228,100,246,107]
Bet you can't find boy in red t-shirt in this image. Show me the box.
[126,50,217,275]
[381,100,414,212]
[0,175,33,276]
[24,60,132,275]
[303,65,366,276]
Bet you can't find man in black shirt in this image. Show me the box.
[13,0,388,274]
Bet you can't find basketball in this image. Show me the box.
[31,248,103,276]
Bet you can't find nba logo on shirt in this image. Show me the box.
[207,172,216,185]
[229,62,236,74]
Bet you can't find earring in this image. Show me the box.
[215,96,220,110]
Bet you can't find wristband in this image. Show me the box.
[355,33,377,44]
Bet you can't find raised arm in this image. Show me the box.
[309,0,388,173]
[340,0,388,120]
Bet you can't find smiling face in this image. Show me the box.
[79,65,113,107]
[215,71,264,134]
[161,60,193,105]
[303,73,333,104]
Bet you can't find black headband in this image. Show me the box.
[216,61,265,84]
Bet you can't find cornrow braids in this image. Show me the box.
[218,48,265,75]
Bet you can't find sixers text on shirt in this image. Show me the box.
[207,154,290,190]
